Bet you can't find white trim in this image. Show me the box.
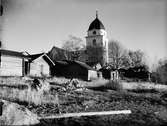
[43,53,55,66]
[33,53,55,66]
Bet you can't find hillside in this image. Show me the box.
[1,77,167,126]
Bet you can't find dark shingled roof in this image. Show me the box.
[55,60,69,66]
[62,60,96,71]
[0,49,28,58]
[28,53,44,62]
[74,61,96,71]
[88,17,105,31]
[28,53,55,66]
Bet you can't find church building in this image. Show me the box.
[85,11,109,67]
[48,12,109,70]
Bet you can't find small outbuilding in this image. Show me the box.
[52,60,98,81]
[0,49,29,76]
[99,66,119,80]
[0,49,55,77]
[28,53,55,77]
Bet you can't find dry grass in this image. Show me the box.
[48,77,70,85]
[49,77,123,92]
[1,77,167,125]
[0,77,59,106]
[39,87,167,126]
[0,76,30,86]
[48,77,88,87]
[122,81,167,93]
[86,79,123,91]
[78,77,167,93]
[0,87,59,105]
[49,77,167,94]
[1,77,167,105]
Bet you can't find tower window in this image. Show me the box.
[93,39,96,46]
[93,31,96,35]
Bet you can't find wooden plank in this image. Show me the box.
[40,110,131,119]
[0,56,23,76]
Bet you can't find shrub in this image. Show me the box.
[87,79,123,91]
[151,60,167,85]
[105,80,123,91]
[0,86,59,106]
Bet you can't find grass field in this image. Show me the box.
[0,77,59,106]
[1,77,167,126]
[38,88,167,126]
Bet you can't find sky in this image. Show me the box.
[0,0,167,66]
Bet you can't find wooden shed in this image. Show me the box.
[0,49,29,76]
[53,60,98,81]
[28,53,55,77]
[99,66,119,80]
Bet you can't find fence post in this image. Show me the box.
[0,101,4,116]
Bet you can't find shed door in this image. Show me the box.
[24,61,29,75]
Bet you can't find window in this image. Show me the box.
[93,39,96,46]
[93,31,96,35]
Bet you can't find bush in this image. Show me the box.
[0,86,59,106]
[105,80,123,91]
[87,79,123,91]
[151,61,167,85]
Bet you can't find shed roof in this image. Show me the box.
[0,49,28,58]
[74,61,96,71]
[62,60,96,71]
[55,60,69,66]
[99,66,117,71]
[28,53,44,61]
[54,60,96,71]
[28,53,55,66]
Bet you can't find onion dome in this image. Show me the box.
[88,11,105,31]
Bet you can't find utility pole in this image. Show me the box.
[0,0,3,16]
[0,0,3,49]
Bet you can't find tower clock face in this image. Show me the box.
[93,31,96,35]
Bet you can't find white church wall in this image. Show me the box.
[87,29,106,36]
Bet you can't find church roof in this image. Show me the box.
[88,13,105,31]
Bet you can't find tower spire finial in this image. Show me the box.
[96,10,98,18]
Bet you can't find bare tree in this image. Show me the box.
[151,59,167,84]
[128,50,145,67]
[62,35,85,51]
[61,35,86,60]
[108,40,130,69]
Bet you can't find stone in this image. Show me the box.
[0,99,39,125]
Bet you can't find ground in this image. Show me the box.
[30,85,167,126]
[1,77,167,126]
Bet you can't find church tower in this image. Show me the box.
[86,11,108,67]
